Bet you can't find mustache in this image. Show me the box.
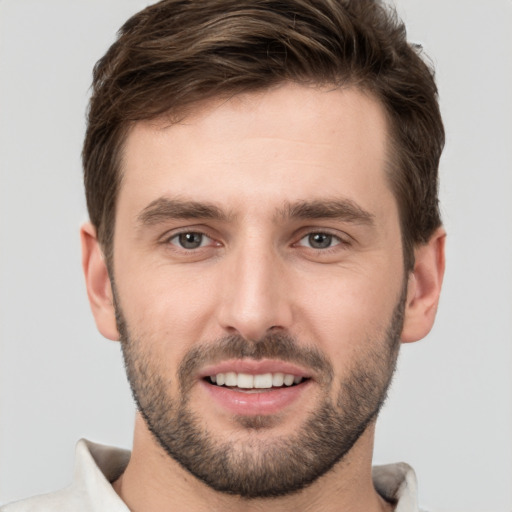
[178,332,334,393]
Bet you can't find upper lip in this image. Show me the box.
[198,359,313,379]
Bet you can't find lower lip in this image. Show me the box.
[201,380,311,416]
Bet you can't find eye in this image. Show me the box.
[169,232,212,250]
[297,232,341,249]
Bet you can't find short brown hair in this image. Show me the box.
[83,0,444,270]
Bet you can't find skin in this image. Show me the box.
[81,83,445,512]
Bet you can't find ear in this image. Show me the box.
[401,227,446,343]
[80,222,120,341]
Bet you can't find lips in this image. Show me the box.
[198,359,312,415]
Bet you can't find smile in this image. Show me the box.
[199,359,313,414]
[208,372,304,389]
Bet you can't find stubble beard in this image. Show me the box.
[114,288,405,499]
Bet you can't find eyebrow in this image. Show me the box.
[137,197,233,226]
[137,196,375,228]
[279,199,375,226]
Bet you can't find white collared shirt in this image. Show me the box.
[1,439,423,511]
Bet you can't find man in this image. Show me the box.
[2,0,445,510]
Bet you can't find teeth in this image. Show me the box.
[209,372,304,389]
[283,374,295,386]
[253,373,272,388]
[272,373,284,386]
[237,373,254,389]
[225,372,237,386]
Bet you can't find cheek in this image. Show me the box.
[296,266,402,362]
[139,288,209,333]
[114,261,220,359]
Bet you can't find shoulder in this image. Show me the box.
[1,439,130,512]
[0,486,85,512]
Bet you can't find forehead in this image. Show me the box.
[119,83,394,221]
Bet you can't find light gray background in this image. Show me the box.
[1,1,511,510]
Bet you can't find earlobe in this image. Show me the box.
[401,227,446,343]
[80,222,120,341]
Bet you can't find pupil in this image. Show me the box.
[179,232,202,249]
[309,233,331,249]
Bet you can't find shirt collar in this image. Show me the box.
[76,439,421,511]
[373,462,421,512]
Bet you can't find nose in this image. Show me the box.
[217,237,293,342]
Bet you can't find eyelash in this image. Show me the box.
[162,229,351,256]
[164,230,217,251]
[294,231,353,258]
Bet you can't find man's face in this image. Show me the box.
[111,84,407,497]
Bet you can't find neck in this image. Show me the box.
[113,414,393,512]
